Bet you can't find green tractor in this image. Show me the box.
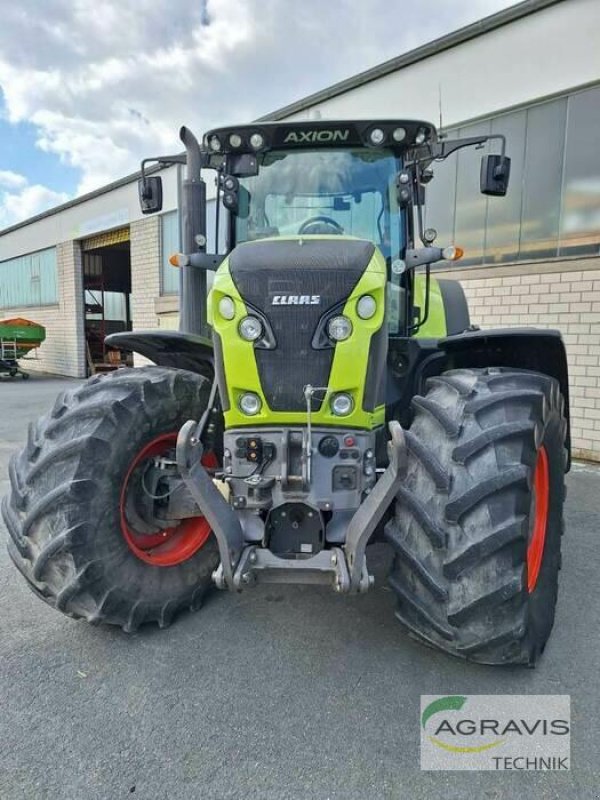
[3,120,569,665]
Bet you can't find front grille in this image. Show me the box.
[229,239,373,412]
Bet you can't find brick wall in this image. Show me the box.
[441,256,600,461]
[130,217,161,366]
[1,240,85,378]
[130,217,161,329]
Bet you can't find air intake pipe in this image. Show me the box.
[179,126,208,336]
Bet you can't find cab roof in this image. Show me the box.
[202,119,437,156]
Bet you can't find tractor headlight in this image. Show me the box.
[369,128,385,145]
[229,133,243,149]
[415,127,427,145]
[222,175,239,192]
[356,295,376,320]
[392,126,406,142]
[331,393,354,416]
[327,315,352,342]
[239,392,262,416]
[218,296,236,320]
[239,315,263,341]
[209,135,222,152]
[249,132,265,150]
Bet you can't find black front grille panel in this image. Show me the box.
[229,239,373,412]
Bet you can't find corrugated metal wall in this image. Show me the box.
[0,247,58,309]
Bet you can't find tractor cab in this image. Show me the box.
[138,119,510,340]
[204,121,441,340]
[207,120,422,260]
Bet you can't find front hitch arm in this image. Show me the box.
[344,421,407,592]
[176,419,245,588]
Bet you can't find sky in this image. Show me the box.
[0,0,517,229]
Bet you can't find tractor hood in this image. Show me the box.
[208,236,387,429]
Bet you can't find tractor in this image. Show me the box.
[3,119,569,665]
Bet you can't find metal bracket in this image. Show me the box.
[174,252,226,271]
[344,420,407,592]
[227,545,352,592]
[176,419,245,589]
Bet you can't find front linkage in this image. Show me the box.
[176,417,407,593]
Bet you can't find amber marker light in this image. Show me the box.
[169,253,191,267]
[442,246,464,261]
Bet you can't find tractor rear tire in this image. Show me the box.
[385,367,567,666]
[2,366,220,631]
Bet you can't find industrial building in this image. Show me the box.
[1,0,599,458]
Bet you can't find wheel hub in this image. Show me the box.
[119,433,216,567]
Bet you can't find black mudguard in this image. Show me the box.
[440,328,569,410]
[387,328,571,469]
[105,330,214,378]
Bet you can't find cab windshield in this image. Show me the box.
[234,148,403,260]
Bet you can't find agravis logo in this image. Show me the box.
[420,695,570,771]
[422,696,505,753]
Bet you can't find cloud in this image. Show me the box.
[0,0,516,201]
[0,170,28,190]
[0,173,69,228]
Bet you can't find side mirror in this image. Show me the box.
[480,154,511,196]
[138,176,163,214]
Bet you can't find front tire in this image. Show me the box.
[385,368,567,666]
[3,366,220,631]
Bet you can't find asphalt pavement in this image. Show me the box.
[1,375,598,799]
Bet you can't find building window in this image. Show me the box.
[160,210,180,294]
[453,120,491,266]
[560,85,600,256]
[0,247,58,309]
[520,97,566,260]
[425,84,600,266]
[486,110,527,263]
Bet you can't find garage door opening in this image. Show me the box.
[82,228,133,375]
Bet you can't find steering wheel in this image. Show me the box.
[298,216,345,235]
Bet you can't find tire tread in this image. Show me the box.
[387,366,566,666]
[3,366,218,632]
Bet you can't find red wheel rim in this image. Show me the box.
[527,446,549,593]
[119,433,216,567]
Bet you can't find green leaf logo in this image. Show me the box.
[422,696,467,729]
[422,695,505,754]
